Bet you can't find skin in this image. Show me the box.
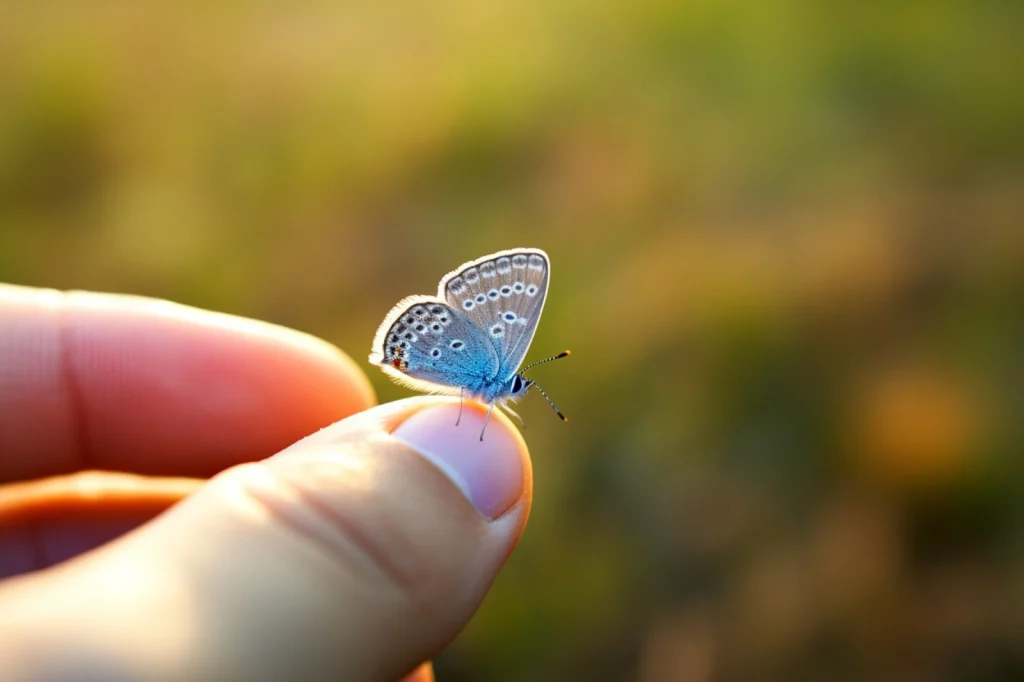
[0,285,533,682]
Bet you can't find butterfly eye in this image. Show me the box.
[503,312,517,322]
[475,294,487,304]
[430,348,441,358]
[450,340,465,350]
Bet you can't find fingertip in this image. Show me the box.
[0,286,378,479]
[60,292,377,475]
[278,397,533,521]
[391,400,531,520]
[278,325,377,413]
[65,291,377,410]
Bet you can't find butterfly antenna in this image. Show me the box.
[529,381,567,422]
[521,350,571,373]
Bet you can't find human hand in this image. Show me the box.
[0,285,532,682]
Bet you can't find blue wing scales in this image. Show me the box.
[369,296,499,395]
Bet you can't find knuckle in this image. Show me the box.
[222,459,444,609]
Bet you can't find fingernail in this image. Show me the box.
[392,404,526,519]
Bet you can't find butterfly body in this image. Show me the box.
[369,248,565,436]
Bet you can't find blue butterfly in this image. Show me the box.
[369,248,568,439]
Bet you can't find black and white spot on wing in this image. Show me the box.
[369,295,502,396]
[437,248,550,372]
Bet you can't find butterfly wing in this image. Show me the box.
[369,296,500,395]
[440,248,549,378]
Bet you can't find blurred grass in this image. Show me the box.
[2,1,1024,680]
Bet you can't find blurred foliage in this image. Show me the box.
[3,1,1024,680]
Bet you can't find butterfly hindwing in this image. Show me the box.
[440,248,549,378]
[369,296,500,395]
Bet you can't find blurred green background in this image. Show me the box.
[3,1,1024,680]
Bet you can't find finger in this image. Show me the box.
[0,472,200,578]
[399,663,435,682]
[0,285,376,482]
[0,397,531,682]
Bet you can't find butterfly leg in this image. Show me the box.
[479,402,496,441]
[456,388,464,426]
[503,404,524,426]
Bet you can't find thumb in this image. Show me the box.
[0,398,532,682]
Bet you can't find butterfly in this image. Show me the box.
[369,247,568,439]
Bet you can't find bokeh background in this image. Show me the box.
[3,1,1024,680]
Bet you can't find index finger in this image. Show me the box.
[0,285,376,482]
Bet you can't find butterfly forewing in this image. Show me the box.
[440,249,549,377]
[370,296,500,395]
